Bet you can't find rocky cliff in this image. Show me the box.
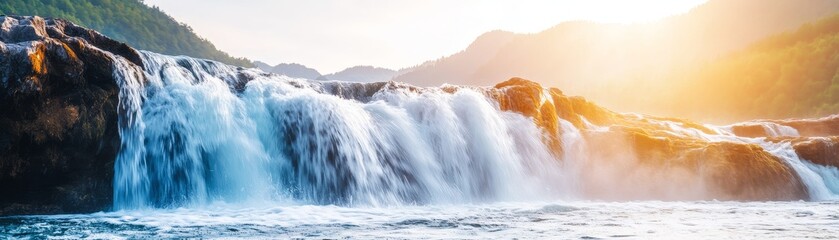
[0,15,140,215]
[486,78,837,201]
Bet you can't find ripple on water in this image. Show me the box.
[1,201,838,239]
[794,211,815,217]
[515,203,578,215]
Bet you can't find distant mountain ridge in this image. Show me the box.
[391,0,839,121]
[255,62,397,82]
[0,0,253,67]
[392,30,516,85]
[322,66,397,82]
[254,61,323,80]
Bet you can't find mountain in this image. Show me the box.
[0,0,253,67]
[253,61,274,71]
[256,61,397,82]
[659,13,839,121]
[393,0,839,120]
[321,66,397,82]
[254,61,323,80]
[393,30,516,84]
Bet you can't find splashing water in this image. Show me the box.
[4,201,839,239]
[112,52,569,209]
[110,52,839,210]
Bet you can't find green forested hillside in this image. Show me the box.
[0,0,254,67]
[670,13,839,120]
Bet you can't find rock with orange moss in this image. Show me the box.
[491,77,545,120]
[0,16,143,215]
[544,86,625,129]
[489,77,563,154]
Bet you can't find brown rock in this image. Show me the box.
[731,124,769,138]
[778,115,839,137]
[579,127,807,201]
[790,137,839,168]
[489,77,563,155]
[489,77,811,201]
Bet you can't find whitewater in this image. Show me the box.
[113,51,575,208]
[3,51,839,239]
[3,201,838,239]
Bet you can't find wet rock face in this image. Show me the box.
[0,16,143,215]
[730,115,839,138]
[571,116,807,200]
[582,128,806,201]
[730,124,769,138]
[490,78,811,201]
[791,137,839,168]
[489,77,563,155]
[778,116,839,137]
[728,116,839,179]
[0,17,47,43]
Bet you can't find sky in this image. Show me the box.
[144,0,707,73]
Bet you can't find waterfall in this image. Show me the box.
[112,52,567,209]
[111,52,839,210]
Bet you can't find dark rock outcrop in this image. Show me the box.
[0,16,142,215]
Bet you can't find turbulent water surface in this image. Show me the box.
[2,201,838,239]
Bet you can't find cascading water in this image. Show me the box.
[711,124,839,200]
[111,51,839,210]
[112,51,568,209]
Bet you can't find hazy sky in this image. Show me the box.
[144,0,707,73]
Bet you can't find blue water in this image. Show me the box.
[3,201,838,239]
